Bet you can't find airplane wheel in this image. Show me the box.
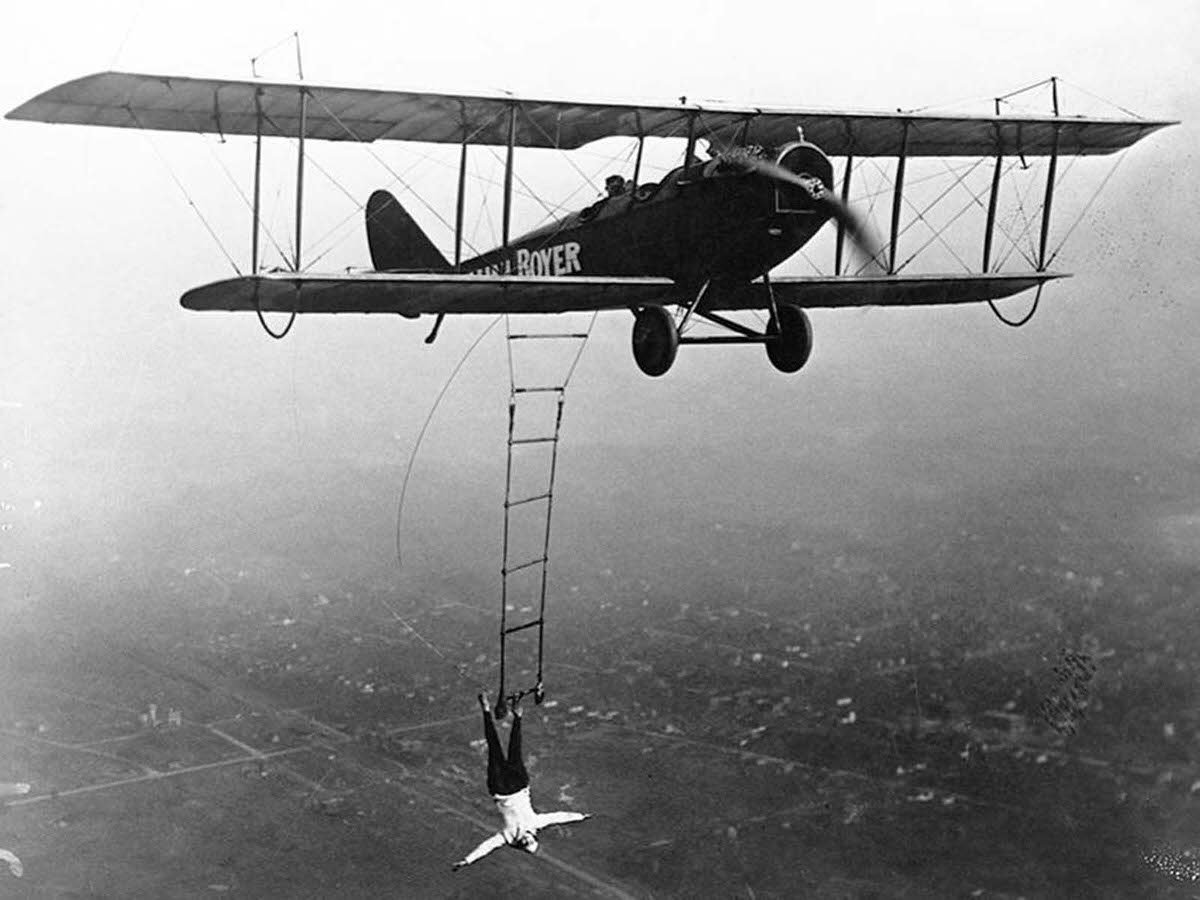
[494,697,508,720]
[766,303,813,373]
[632,306,679,377]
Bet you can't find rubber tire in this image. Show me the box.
[494,697,508,720]
[631,307,679,377]
[766,303,813,373]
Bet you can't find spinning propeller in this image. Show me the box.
[731,155,885,274]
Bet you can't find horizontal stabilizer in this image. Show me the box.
[180,271,1065,317]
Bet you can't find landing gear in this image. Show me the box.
[765,303,813,373]
[631,306,679,377]
[630,289,814,376]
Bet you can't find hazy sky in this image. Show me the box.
[1,1,1196,572]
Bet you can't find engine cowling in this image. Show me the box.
[773,141,834,213]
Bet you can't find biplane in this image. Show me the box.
[5,71,1175,376]
[5,71,1178,712]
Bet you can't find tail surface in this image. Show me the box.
[366,190,450,271]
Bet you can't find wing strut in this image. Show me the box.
[834,155,854,275]
[252,88,264,272]
[493,313,596,718]
[982,102,1003,273]
[888,122,910,274]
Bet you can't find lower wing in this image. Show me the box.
[180,271,1065,316]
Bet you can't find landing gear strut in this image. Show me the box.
[765,303,813,373]
[631,306,679,376]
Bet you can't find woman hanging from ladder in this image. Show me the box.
[452,691,591,870]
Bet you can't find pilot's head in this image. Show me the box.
[514,831,539,854]
[605,175,626,197]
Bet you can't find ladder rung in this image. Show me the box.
[510,436,557,446]
[506,491,552,509]
[503,557,547,575]
[508,333,589,340]
[513,386,565,394]
[504,618,544,635]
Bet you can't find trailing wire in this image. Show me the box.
[395,317,503,569]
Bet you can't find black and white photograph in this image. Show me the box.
[1,2,1197,896]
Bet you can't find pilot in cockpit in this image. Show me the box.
[604,174,628,198]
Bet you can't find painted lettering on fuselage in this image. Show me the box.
[467,241,582,277]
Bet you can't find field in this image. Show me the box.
[3,434,1199,898]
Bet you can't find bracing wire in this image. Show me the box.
[471,153,498,250]
[891,157,989,274]
[305,94,486,257]
[192,129,291,266]
[484,146,559,219]
[994,161,1043,271]
[124,107,243,276]
[1047,152,1127,268]
[562,312,599,386]
[108,0,146,68]
[395,316,503,569]
[524,141,641,233]
[1056,78,1145,119]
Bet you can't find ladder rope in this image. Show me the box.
[495,311,597,712]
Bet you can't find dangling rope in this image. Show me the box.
[988,281,1043,328]
[253,288,297,339]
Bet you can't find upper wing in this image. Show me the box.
[7,71,1175,157]
[179,271,1061,317]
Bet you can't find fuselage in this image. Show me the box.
[461,142,836,291]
